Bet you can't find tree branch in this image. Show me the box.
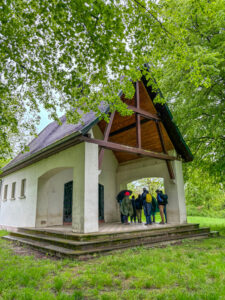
[132,0,172,36]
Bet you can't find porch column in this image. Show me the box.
[72,142,99,233]
[164,160,187,224]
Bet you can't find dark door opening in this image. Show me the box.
[63,181,73,224]
[98,183,104,222]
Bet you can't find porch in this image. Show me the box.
[3,222,210,258]
[39,222,185,234]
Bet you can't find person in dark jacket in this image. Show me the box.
[131,195,137,223]
[135,194,142,223]
[161,190,168,223]
[118,198,124,223]
[151,196,158,223]
[156,190,167,224]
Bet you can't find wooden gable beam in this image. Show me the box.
[80,136,178,161]
[135,81,142,148]
[98,111,115,169]
[127,105,160,121]
[156,121,175,179]
[109,119,151,137]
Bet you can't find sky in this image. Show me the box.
[36,105,64,134]
[37,109,53,133]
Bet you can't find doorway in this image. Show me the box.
[63,181,73,224]
[127,177,165,223]
[98,183,104,222]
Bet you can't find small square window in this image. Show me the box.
[11,182,16,199]
[3,185,8,200]
[20,179,26,198]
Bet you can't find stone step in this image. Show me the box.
[209,231,220,237]
[3,228,210,258]
[17,223,200,242]
[9,227,210,251]
[3,235,75,258]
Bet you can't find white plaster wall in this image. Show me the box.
[164,160,187,223]
[0,168,38,228]
[99,149,120,222]
[92,125,120,222]
[0,143,85,228]
[117,157,166,187]
[36,168,73,227]
[117,156,187,224]
[72,142,99,233]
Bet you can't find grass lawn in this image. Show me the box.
[188,216,225,236]
[0,217,224,300]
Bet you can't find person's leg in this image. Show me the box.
[125,215,129,224]
[123,215,126,224]
[143,204,147,224]
[164,205,167,223]
[134,210,137,223]
[159,205,165,224]
[151,212,155,223]
[143,204,146,217]
[136,210,141,223]
[148,203,152,224]
[145,203,152,224]
[121,213,124,223]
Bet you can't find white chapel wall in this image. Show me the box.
[36,168,73,227]
[0,166,38,228]
[0,144,84,228]
[99,149,120,222]
[92,125,120,222]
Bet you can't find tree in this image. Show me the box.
[184,167,225,215]
[127,178,164,197]
[1,0,224,183]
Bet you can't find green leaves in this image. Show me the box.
[1,0,224,184]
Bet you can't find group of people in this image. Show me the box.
[119,188,168,225]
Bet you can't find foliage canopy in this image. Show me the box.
[1,0,224,181]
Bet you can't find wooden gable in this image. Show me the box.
[98,81,174,164]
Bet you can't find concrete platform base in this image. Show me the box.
[2,223,210,259]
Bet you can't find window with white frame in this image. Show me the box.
[11,182,16,199]
[20,179,26,198]
[3,185,8,200]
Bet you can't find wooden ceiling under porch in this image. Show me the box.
[77,80,178,179]
[94,81,176,179]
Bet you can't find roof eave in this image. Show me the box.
[0,131,83,178]
[141,75,194,162]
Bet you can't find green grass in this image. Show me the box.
[0,217,224,299]
[188,216,225,236]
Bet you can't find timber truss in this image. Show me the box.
[79,81,176,179]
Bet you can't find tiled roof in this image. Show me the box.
[3,110,102,171]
